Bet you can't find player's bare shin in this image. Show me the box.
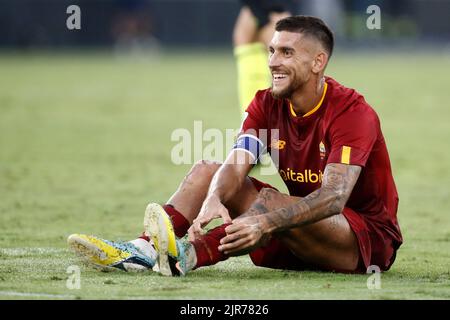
[188,149,254,240]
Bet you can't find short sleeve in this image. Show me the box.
[240,90,268,134]
[327,106,379,167]
[235,90,271,156]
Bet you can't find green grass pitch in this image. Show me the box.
[0,50,449,299]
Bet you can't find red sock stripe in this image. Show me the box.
[139,204,191,241]
[139,232,150,242]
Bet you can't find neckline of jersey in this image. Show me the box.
[289,82,328,118]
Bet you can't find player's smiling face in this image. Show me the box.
[269,31,318,99]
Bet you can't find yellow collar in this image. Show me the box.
[290,82,328,117]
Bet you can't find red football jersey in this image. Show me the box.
[241,76,402,247]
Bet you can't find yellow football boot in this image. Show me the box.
[143,203,197,276]
[67,234,157,272]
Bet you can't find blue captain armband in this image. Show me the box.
[232,134,266,163]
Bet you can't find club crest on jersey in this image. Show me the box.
[319,141,326,159]
[271,139,286,150]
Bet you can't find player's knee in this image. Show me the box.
[256,187,290,207]
[256,188,279,203]
[189,160,221,179]
[258,187,277,198]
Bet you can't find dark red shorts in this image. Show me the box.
[248,177,399,273]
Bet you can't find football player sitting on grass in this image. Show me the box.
[68,16,402,276]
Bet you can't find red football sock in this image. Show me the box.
[139,233,151,242]
[162,204,191,237]
[139,204,191,241]
[191,223,231,269]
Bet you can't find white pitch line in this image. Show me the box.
[0,291,76,299]
[0,247,67,256]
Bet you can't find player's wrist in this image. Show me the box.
[260,215,277,235]
[262,209,290,234]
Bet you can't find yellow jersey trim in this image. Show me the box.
[289,82,328,118]
[289,103,297,117]
[341,146,351,164]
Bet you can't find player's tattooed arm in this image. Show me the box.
[219,163,361,255]
[262,163,362,232]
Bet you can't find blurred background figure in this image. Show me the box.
[111,0,160,58]
[233,0,297,115]
[300,0,345,38]
[0,0,447,55]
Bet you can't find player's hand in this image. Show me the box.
[188,194,232,241]
[218,216,271,256]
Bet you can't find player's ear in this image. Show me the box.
[312,51,328,74]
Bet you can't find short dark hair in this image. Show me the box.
[275,15,334,57]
